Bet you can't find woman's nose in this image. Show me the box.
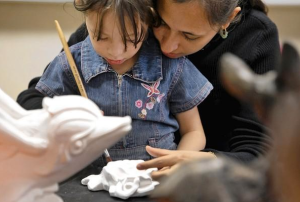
[160,32,179,53]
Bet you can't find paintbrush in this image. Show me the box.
[54,20,112,163]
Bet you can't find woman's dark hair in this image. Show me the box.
[153,0,268,28]
[74,0,154,50]
[247,0,268,13]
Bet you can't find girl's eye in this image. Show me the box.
[127,40,135,44]
[92,32,108,41]
[126,38,134,42]
[93,35,108,41]
[126,40,138,46]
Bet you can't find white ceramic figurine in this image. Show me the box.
[0,88,132,202]
[82,159,159,200]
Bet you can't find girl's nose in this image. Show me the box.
[107,41,125,59]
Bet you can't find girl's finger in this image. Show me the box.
[145,146,174,157]
[137,154,179,170]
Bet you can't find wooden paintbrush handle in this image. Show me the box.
[54,20,88,98]
[54,20,112,162]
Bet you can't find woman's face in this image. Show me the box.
[153,0,218,58]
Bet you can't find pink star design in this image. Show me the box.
[141,80,161,97]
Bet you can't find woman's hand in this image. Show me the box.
[137,146,216,180]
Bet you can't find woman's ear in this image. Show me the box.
[223,7,241,29]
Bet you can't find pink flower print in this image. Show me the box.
[146,102,154,110]
[157,93,165,103]
[138,109,147,119]
[141,109,147,116]
[141,80,161,97]
[135,99,143,108]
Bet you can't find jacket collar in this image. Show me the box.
[81,32,163,84]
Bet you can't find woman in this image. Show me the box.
[17,0,280,178]
[136,0,280,178]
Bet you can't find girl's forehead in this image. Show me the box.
[86,10,146,34]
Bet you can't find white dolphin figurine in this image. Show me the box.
[0,88,132,202]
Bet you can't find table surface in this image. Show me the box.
[56,162,156,202]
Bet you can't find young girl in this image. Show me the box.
[36,0,213,163]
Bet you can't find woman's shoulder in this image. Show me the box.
[226,9,280,72]
[224,9,279,55]
[246,9,277,30]
[238,9,278,36]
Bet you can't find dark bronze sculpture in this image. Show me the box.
[152,43,300,202]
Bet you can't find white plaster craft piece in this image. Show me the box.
[82,160,159,199]
[0,88,132,202]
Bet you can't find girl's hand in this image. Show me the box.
[137,146,216,180]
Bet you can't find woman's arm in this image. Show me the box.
[214,10,280,161]
[176,106,206,151]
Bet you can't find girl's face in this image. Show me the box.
[86,10,146,74]
[153,0,218,58]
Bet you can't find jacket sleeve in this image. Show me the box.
[17,23,88,110]
[169,58,213,114]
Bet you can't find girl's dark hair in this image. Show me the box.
[74,0,154,50]
[154,0,268,28]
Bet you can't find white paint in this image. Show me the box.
[82,160,159,200]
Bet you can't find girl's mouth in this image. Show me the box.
[106,58,126,65]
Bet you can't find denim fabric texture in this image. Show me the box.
[36,31,213,161]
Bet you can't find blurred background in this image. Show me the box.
[0,0,300,100]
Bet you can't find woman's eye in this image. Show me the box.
[99,37,108,41]
[183,34,200,41]
[160,19,167,26]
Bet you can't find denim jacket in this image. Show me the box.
[36,32,213,161]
